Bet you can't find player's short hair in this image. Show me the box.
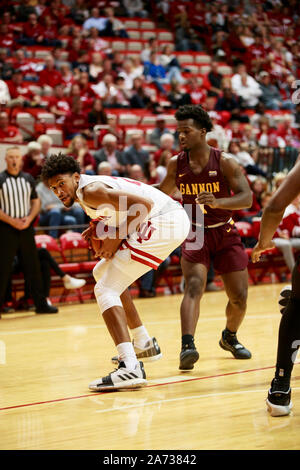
[175,104,213,132]
[41,152,81,184]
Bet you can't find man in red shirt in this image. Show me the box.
[63,97,90,140]
[20,13,45,45]
[39,55,63,89]
[0,112,23,143]
[6,70,40,107]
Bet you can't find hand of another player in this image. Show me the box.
[195,191,219,208]
[82,225,95,243]
[96,237,123,260]
[251,241,275,263]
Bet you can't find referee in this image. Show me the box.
[0,146,58,314]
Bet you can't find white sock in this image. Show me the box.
[131,325,151,349]
[116,342,138,369]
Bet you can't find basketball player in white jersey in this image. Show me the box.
[41,153,190,391]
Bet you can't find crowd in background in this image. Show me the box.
[1,0,300,306]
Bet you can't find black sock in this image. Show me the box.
[182,334,195,349]
[223,328,237,343]
[275,297,300,382]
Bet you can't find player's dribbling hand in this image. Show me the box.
[195,191,219,208]
[251,241,275,263]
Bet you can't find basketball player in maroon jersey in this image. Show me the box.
[158,105,253,370]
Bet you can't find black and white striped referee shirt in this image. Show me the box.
[0,170,38,219]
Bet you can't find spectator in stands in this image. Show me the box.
[215,87,243,122]
[174,4,203,52]
[6,70,41,108]
[91,73,119,106]
[67,135,96,174]
[48,83,71,124]
[37,180,86,239]
[227,141,266,177]
[168,81,192,109]
[153,133,177,165]
[129,76,157,111]
[89,53,104,82]
[82,7,113,36]
[19,12,44,46]
[186,77,207,106]
[88,27,110,55]
[37,135,53,160]
[97,161,112,176]
[70,0,90,25]
[231,62,262,108]
[123,134,150,171]
[127,163,148,183]
[140,37,159,63]
[0,78,11,105]
[105,7,129,38]
[93,133,126,176]
[39,55,63,90]
[63,97,90,140]
[59,64,75,92]
[258,71,285,110]
[156,149,174,182]
[97,114,124,146]
[5,248,87,311]
[0,112,23,143]
[123,0,148,18]
[118,58,139,91]
[113,75,131,107]
[158,45,185,84]
[88,99,108,128]
[143,52,169,96]
[0,146,57,314]
[149,116,173,148]
[22,142,44,180]
[207,61,223,98]
[242,124,258,151]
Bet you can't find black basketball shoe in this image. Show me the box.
[179,343,199,370]
[266,378,292,417]
[219,329,252,359]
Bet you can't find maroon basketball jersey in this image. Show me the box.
[175,147,232,226]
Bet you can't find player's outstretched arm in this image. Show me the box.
[252,160,300,263]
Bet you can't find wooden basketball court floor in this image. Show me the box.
[1,283,299,451]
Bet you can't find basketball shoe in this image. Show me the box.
[179,343,199,370]
[111,337,162,365]
[266,378,292,417]
[279,285,292,314]
[89,361,147,391]
[219,329,252,359]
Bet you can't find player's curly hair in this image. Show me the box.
[175,104,213,132]
[41,152,81,184]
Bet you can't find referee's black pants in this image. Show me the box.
[0,222,47,310]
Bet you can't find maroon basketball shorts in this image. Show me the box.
[181,221,249,274]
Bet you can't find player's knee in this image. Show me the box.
[94,281,122,314]
[186,276,206,298]
[229,288,248,310]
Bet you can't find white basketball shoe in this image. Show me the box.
[89,361,147,391]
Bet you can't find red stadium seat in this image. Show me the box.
[59,232,90,263]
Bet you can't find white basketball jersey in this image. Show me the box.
[76,174,178,226]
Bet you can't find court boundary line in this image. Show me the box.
[1,364,299,412]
